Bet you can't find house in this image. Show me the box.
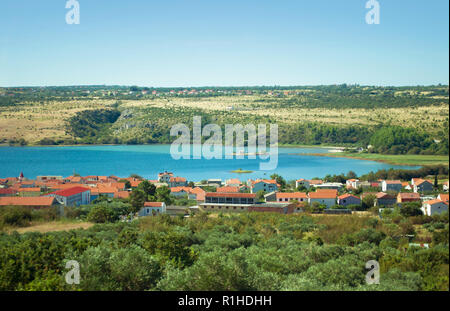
[397,192,421,204]
[264,191,277,202]
[346,179,360,189]
[375,192,397,207]
[139,202,166,216]
[188,187,206,201]
[200,193,256,212]
[0,196,56,209]
[381,180,403,192]
[296,179,310,189]
[438,193,449,203]
[207,179,222,186]
[170,187,191,197]
[250,179,279,193]
[18,187,41,197]
[308,189,337,208]
[225,179,241,187]
[275,192,308,203]
[421,199,448,216]
[443,181,449,192]
[413,179,434,193]
[338,194,361,207]
[314,183,344,191]
[402,182,412,191]
[158,171,173,183]
[46,186,90,206]
[247,203,294,214]
[217,186,240,193]
[168,177,187,188]
[0,188,18,197]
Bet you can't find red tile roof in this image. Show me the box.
[0,188,18,195]
[0,196,55,207]
[144,202,164,207]
[217,186,240,193]
[338,194,360,200]
[49,186,90,197]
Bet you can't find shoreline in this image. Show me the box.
[299,152,449,167]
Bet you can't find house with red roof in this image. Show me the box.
[139,202,166,216]
[168,177,187,187]
[413,179,434,193]
[308,189,338,208]
[276,192,308,203]
[0,188,18,197]
[217,186,240,193]
[422,199,448,216]
[0,196,56,209]
[338,194,361,207]
[397,192,421,204]
[375,192,397,207]
[250,179,279,193]
[438,193,449,202]
[46,186,90,206]
[381,180,403,192]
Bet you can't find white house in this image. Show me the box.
[158,171,173,183]
[421,199,448,216]
[381,180,402,192]
[47,186,90,206]
[296,179,310,190]
[443,181,449,192]
[139,202,166,216]
[250,179,279,193]
[308,190,337,208]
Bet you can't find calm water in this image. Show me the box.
[0,145,419,181]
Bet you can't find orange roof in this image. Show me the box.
[384,180,402,184]
[423,199,445,206]
[144,202,164,207]
[398,192,420,199]
[309,191,337,199]
[276,192,308,199]
[217,186,240,193]
[0,196,55,207]
[439,194,449,202]
[226,178,241,185]
[170,177,186,182]
[115,191,130,199]
[308,179,323,185]
[170,186,191,193]
[190,187,206,200]
[376,192,396,199]
[18,187,41,192]
[415,179,433,186]
[338,193,360,200]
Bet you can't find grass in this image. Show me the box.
[5,220,93,234]
[301,152,449,166]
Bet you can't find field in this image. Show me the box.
[7,220,93,234]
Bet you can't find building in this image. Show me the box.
[264,191,277,202]
[443,181,449,192]
[247,203,294,214]
[338,194,361,207]
[346,179,360,189]
[207,179,222,186]
[139,202,166,216]
[18,187,41,197]
[375,192,397,207]
[438,193,449,203]
[158,171,173,183]
[225,179,241,187]
[381,180,403,192]
[170,187,191,197]
[308,190,337,208]
[275,192,308,203]
[250,179,279,193]
[421,199,448,216]
[0,196,56,209]
[200,193,256,212]
[313,182,344,191]
[397,192,421,204]
[188,187,206,201]
[295,179,310,189]
[0,188,18,197]
[46,186,90,206]
[413,179,434,193]
[168,177,188,187]
[217,186,240,193]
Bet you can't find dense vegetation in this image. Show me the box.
[0,209,448,291]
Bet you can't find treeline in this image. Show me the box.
[0,211,448,291]
[359,165,449,182]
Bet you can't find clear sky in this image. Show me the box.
[0,0,448,87]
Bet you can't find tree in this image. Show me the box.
[400,202,423,217]
[129,189,146,213]
[156,186,172,205]
[362,194,376,210]
[256,190,266,203]
[270,174,286,189]
[138,180,156,198]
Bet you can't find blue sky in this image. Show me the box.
[0,0,448,87]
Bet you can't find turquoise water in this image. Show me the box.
[0,145,419,181]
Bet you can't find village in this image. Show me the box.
[0,170,448,218]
